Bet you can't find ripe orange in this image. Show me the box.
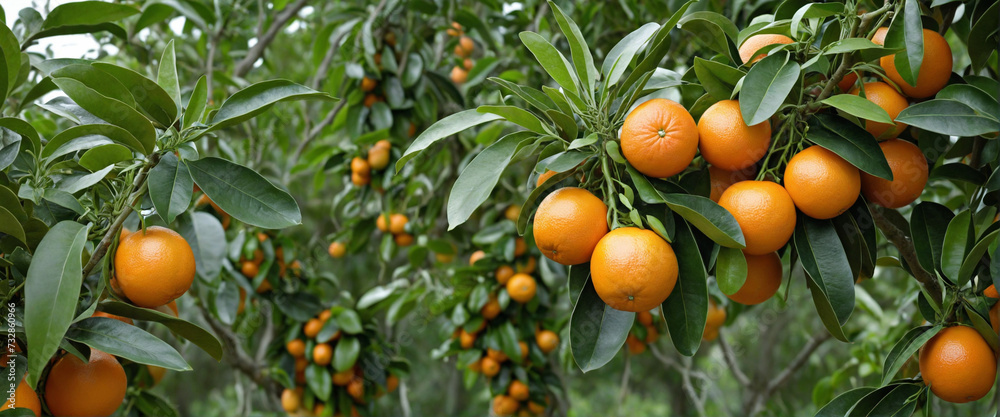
[514,237,527,257]
[493,395,519,417]
[507,274,537,303]
[481,295,501,320]
[709,165,754,202]
[367,146,390,170]
[644,325,659,344]
[388,214,408,234]
[620,98,699,178]
[480,356,501,377]
[527,401,545,414]
[495,265,515,284]
[783,146,861,219]
[281,388,300,413]
[2,376,40,417]
[45,350,126,417]
[351,156,370,176]
[386,374,399,393]
[114,226,196,308]
[504,205,521,222]
[92,310,134,325]
[332,369,354,386]
[459,329,476,349]
[590,227,678,312]
[304,318,323,338]
[872,27,953,98]
[328,241,346,258]
[837,72,860,92]
[626,334,646,354]
[455,36,474,57]
[313,343,333,366]
[509,380,529,401]
[919,326,996,403]
[487,348,509,363]
[351,171,370,186]
[468,359,482,373]
[703,327,720,341]
[347,379,365,403]
[726,252,782,305]
[450,66,468,84]
[536,330,559,354]
[394,233,414,246]
[286,339,305,358]
[986,285,998,299]
[241,260,259,278]
[536,170,558,187]
[147,365,166,386]
[447,21,463,37]
[705,300,727,328]
[516,256,537,274]
[738,34,794,65]
[698,100,771,171]
[469,250,486,266]
[637,311,653,326]
[860,139,928,208]
[850,82,909,139]
[360,76,376,92]
[518,341,529,361]
[363,93,380,108]
[463,58,474,71]
[718,181,796,255]
[533,187,608,265]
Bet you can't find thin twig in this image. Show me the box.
[290,98,347,162]
[233,0,310,77]
[764,332,831,394]
[717,332,751,387]
[870,206,943,305]
[615,352,632,416]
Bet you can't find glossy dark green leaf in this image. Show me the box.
[306,364,332,401]
[958,229,999,287]
[98,301,223,360]
[909,202,954,275]
[478,105,550,135]
[78,144,131,171]
[93,62,177,128]
[208,80,333,131]
[333,337,360,372]
[51,64,136,109]
[815,387,876,417]
[808,114,892,180]
[930,163,987,185]
[186,157,301,228]
[148,152,193,224]
[715,246,748,295]
[448,132,534,230]
[24,2,136,44]
[821,94,894,125]
[795,216,854,341]
[51,77,156,154]
[618,0,695,93]
[848,384,921,417]
[661,220,708,356]
[678,11,739,59]
[936,84,1000,121]
[518,31,578,95]
[66,317,190,370]
[602,22,659,87]
[397,110,502,170]
[884,0,923,86]
[895,99,1000,137]
[880,325,940,385]
[740,53,800,125]
[25,221,88,387]
[42,123,144,157]
[570,276,633,372]
[790,2,843,35]
[823,38,886,55]
[549,1,597,92]
[183,75,208,130]
[337,310,363,334]
[940,209,973,282]
[177,212,225,283]
[568,264,589,310]
[134,390,179,417]
[660,193,745,248]
[496,321,522,364]
[0,206,26,244]
[693,57,745,100]
[967,1,999,72]
[156,40,181,114]
[0,23,20,101]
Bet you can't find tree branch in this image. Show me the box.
[764,332,830,394]
[717,333,751,387]
[197,301,280,400]
[870,206,944,305]
[233,0,310,78]
[289,98,347,165]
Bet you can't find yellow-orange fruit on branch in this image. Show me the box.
[590,227,677,312]
[114,226,196,308]
[919,326,996,403]
[620,98,699,178]
[533,187,608,265]
[45,350,127,417]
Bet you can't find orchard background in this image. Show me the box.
[0,0,998,416]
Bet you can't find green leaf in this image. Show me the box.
[25,221,89,388]
[794,216,854,341]
[715,247,748,295]
[448,132,534,230]
[659,193,745,248]
[790,3,843,35]
[25,2,137,44]
[693,58,745,100]
[814,387,876,417]
[148,152,193,224]
[678,11,739,59]
[208,80,333,131]
[618,0,696,95]
[518,31,578,96]
[958,229,999,287]
[602,23,659,88]
[821,94,894,125]
[0,117,41,154]
[0,206,26,244]
[740,53,801,125]
[936,84,999,121]
[55,167,113,196]
[940,209,973,282]
[156,40,181,115]
[477,105,550,135]
[0,23,21,101]
[823,38,885,55]
[51,77,156,154]
[549,1,597,92]
[880,325,940,385]
[909,202,953,275]
[98,301,223,360]
[51,64,137,109]
[661,220,707,356]
[885,0,924,86]
[895,99,1000,137]
[66,317,191,370]
[93,62,178,128]
[185,157,301,228]
[42,124,144,157]
[496,321,522,364]
[334,337,360,372]
[967,1,999,72]
[337,310,363,334]
[848,384,921,417]
[397,110,503,171]
[183,75,208,130]
[570,275,633,372]
[78,144,131,171]
[807,114,892,180]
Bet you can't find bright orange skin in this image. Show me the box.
[386,374,399,393]
[516,256,536,274]
[329,241,347,258]
[481,357,501,377]
[703,327,720,341]
[286,339,306,358]
[620,99,699,178]
[919,326,997,403]
[455,36,475,57]
[389,214,408,234]
[536,170,558,187]
[493,395,519,416]
[644,325,659,344]
[783,146,861,219]
[394,233,414,246]
[450,66,468,84]
[459,329,476,349]
[281,389,300,412]
[705,300,727,328]
[509,380,530,401]
[240,260,259,278]
[518,341,529,361]
[45,350,127,417]
[718,181,796,255]
[872,28,953,98]
[304,318,323,338]
[514,237,527,257]
[487,348,508,363]
[347,379,365,403]
[850,82,909,139]
[114,226,196,308]
[837,72,860,92]
[533,187,608,265]
[727,252,782,305]
[469,250,486,266]
[481,295,501,320]
[536,330,558,354]
[860,139,928,208]
[367,146,390,170]
[709,166,754,202]
[2,377,40,417]
[985,285,998,299]
[506,273,537,303]
[738,34,794,65]
[637,311,653,326]
[332,369,354,386]
[590,227,678,312]
[505,205,521,222]
[93,311,134,325]
[360,76,377,92]
[313,343,333,366]
[698,100,772,171]
[495,265,515,284]
[626,334,646,354]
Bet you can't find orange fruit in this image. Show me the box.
[738,34,794,65]
[351,157,370,175]
[313,403,325,416]
[447,21,463,37]
[373,139,391,150]
[783,145,861,219]
[347,379,365,403]
[620,98,699,178]
[860,139,928,208]
[386,374,399,393]
[872,27,953,98]
[45,350,126,417]
[536,330,559,354]
[726,252,782,305]
[518,341,529,361]
[384,31,396,47]
[165,300,179,317]
[495,265,515,284]
[304,318,323,339]
[255,279,272,294]
[351,171,370,186]
[718,181,796,255]
[240,260,259,278]
[644,325,659,344]
[487,348,509,363]
[281,388,300,413]
[516,256,537,274]
[536,170,558,187]
[455,36,474,57]
[459,329,476,349]
[514,237,527,257]
[698,100,771,171]
[480,356,501,377]
[388,214,408,234]
[328,241,346,258]
[504,205,520,222]
[986,285,999,299]
[590,227,678,312]
[919,326,996,403]
[92,310,133,325]
[394,233,414,246]
[147,365,166,386]
[360,76,377,92]
[450,66,468,84]
[463,58,474,71]
[626,334,646,354]
[481,295,501,320]
[313,343,333,366]
[637,311,653,326]
[2,376,40,417]
[837,72,860,93]
[368,146,390,170]
[469,250,486,266]
[363,93,379,107]
[509,380,529,401]
[709,166,753,202]
[506,273,537,304]
[286,339,305,358]
[527,401,545,414]
[408,122,417,137]
[332,369,354,386]
[468,358,483,373]
[850,82,909,139]
[114,226,196,308]
[493,395,519,416]
[533,187,608,265]
[706,300,727,328]
[703,327,720,341]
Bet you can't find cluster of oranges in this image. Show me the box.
[359,29,401,108]
[624,310,663,355]
[701,300,727,342]
[491,385,550,417]
[350,139,393,187]
[447,22,475,84]
[196,189,232,229]
[375,211,414,247]
[280,309,399,416]
[240,232,302,295]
